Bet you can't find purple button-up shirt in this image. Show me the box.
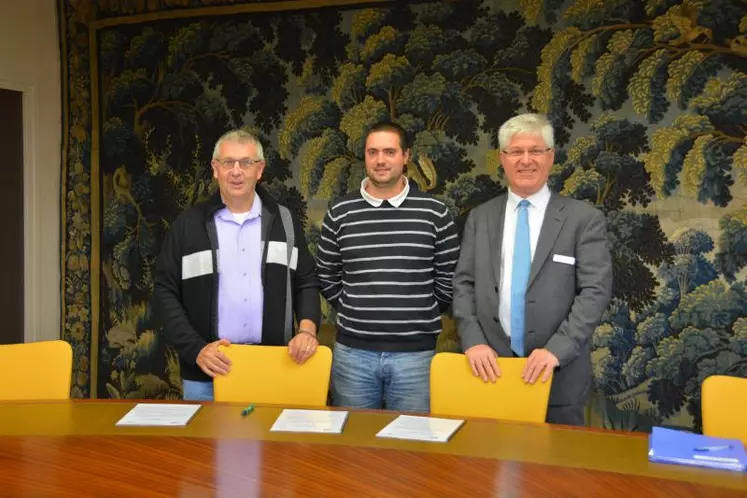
[215,196,264,344]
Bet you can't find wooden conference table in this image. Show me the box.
[0,401,745,497]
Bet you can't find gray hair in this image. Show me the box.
[212,129,265,161]
[498,113,554,150]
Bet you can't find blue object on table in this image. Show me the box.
[648,427,747,472]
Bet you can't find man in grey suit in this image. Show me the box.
[452,113,612,425]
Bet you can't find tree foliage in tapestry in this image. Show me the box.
[531,0,747,206]
[279,3,551,200]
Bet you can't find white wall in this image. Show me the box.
[0,0,61,342]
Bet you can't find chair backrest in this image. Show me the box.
[430,352,552,423]
[702,375,747,444]
[213,344,332,406]
[0,340,73,401]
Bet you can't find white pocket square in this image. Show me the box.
[553,254,575,266]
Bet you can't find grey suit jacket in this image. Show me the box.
[453,191,613,406]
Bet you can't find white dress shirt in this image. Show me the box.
[498,185,551,342]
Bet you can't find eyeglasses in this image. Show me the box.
[501,148,552,158]
[217,157,263,170]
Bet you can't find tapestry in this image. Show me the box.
[59,0,747,431]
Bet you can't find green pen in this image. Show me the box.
[241,404,255,416]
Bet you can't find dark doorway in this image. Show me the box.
[0,89,24,344]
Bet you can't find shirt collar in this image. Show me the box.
[507,184,551,211]
[216,194,263,222]
[360,177,410,207]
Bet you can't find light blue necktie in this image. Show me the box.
[511,199,531,357]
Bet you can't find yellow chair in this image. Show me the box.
[0,340,73,400]
[702,375,747,444]
[213,344,332,406]
[430,352,552,423]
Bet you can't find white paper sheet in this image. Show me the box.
[376,415,465,443]
[270,409,349,434]
[115,403,202,427]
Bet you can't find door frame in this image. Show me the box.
[0,78,43,343]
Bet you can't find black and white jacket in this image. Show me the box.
[153,187,321,382]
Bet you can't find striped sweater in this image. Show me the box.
[317,189,460,351]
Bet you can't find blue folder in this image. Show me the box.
[648,427,747,472]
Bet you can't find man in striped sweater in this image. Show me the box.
[316,122,460,412]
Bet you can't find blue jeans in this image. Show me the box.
[331,342,434,413]
[182,379,214,401]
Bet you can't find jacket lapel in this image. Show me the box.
[527,193,566,289]
[489,196,507,289]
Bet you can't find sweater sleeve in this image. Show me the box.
[316,207,343,309]
[433,203,460,312]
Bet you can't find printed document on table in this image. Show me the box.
[376,415,465,443]
[116,403,202,427]
[270,409,349,434]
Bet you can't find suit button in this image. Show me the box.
[493,317,499,323]
[494,286,498,293]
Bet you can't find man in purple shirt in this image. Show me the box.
[154,130,321,401]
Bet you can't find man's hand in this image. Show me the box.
[464,344,500,382]
[522,348,559,384]
[288,330,318,365]
[196,339,232,378]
